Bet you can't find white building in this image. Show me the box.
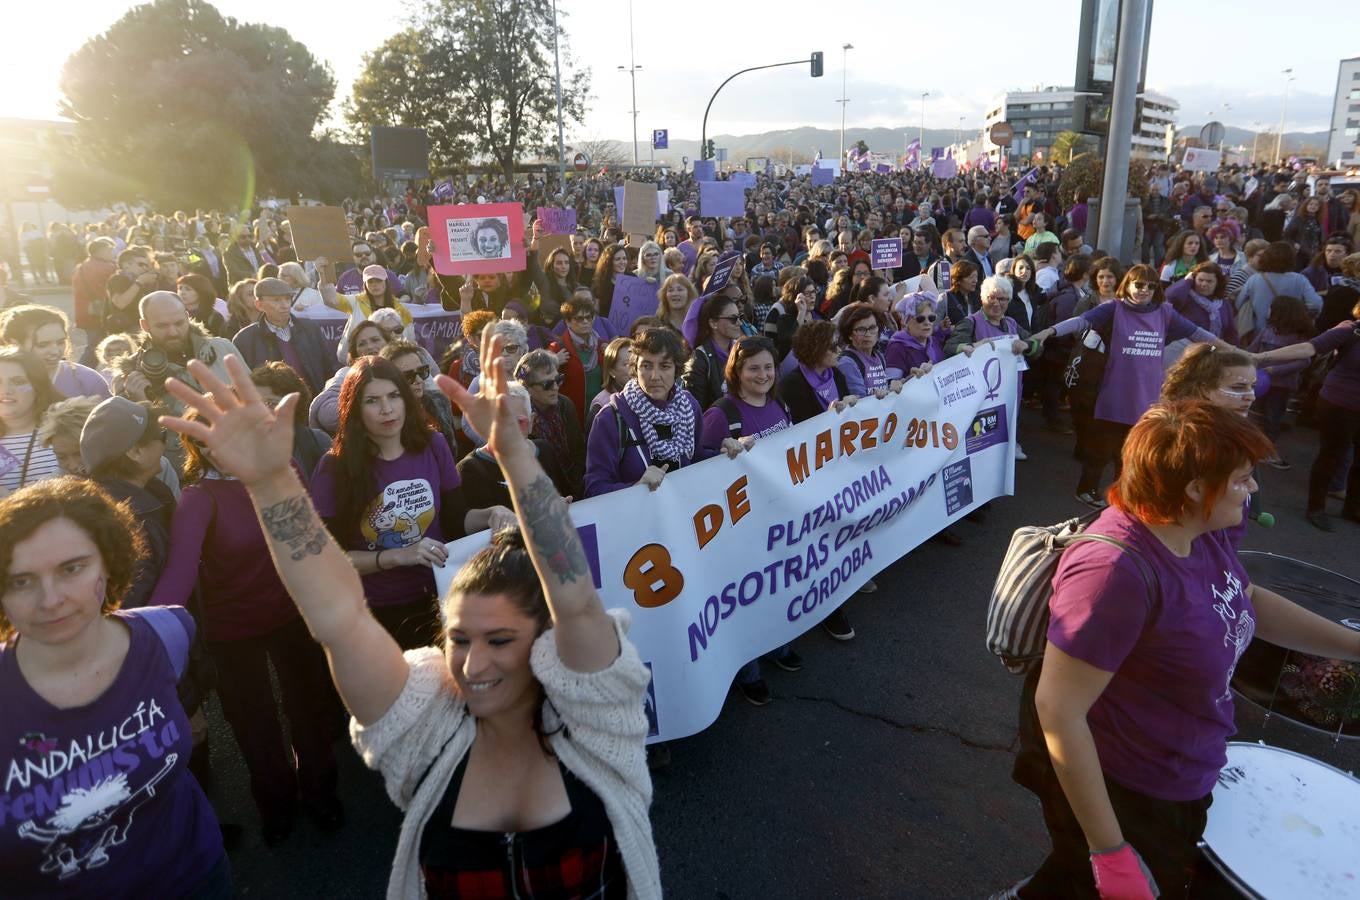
[1326,57,1360,166]
[981,86,1178,163]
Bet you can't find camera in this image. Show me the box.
[135,347,172,395]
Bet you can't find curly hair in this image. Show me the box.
[0,477,147,641]
[792,319,838,367]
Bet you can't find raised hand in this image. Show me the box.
[436,329,526,462]
[159,355,298,487]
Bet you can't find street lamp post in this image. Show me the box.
[618,0,641,168]
[919,92,929,157]
[838,43,853,166]
[550,0,565,194]
[1275,68,1294,164]
[957,116,965,147]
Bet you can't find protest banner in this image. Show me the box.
[621,181,660,238]
[437,344,1020,742]
[693,159,716,182]
[427,202,525,276]
[699,181,746,218]
[296,302,462,363]
[871,238,904,270]
[537,207,577,235]
[1182,147,1222,172]
[285,206,352,267]
[811,166,835,187]
[606,273,661,335]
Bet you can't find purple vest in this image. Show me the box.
[968,310,1017,341]
[1095,301,1176,425]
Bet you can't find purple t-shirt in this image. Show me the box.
[0,609,222,896]
[1311,321,1360,410]
[1047,506,1254,802]
[1076,300,1197,425]
[700,396,791,451]
[311,434,461,606]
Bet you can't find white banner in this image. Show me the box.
[437,346,1020,742]
[1183,147,1222,172]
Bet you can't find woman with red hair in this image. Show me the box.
[1000,401,1360,899]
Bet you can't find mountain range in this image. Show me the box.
[580,124,1332,166]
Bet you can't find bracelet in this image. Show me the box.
[375,549,386,571]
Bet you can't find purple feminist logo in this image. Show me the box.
[983,357,1002,401]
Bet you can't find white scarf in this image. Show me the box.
[620,379,695,465]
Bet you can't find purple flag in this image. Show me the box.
[1011,167,1040,203]
[433,180,454,201]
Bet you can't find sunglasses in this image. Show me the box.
[402,365,431,384]
[713,315,742,324]
[913,314,938,324]
[522,374,565,390]
[1131,281,1158,291]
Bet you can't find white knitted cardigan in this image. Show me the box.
[350,609,662,900]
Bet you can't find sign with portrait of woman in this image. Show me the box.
[426,202,526,276]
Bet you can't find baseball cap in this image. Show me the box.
[80,397,154,472]
[253,277,292,298]
[362,264,387,281]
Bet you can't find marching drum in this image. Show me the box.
[1232,552,1360,741]
[1201,742,1360,898]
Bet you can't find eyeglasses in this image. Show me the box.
[402,365,431,384]
[569,314,594,323]
[913,314,938,324]
[501,344,522,354]
[522,374,565,390]
[851,325,880,335]
[1131,281,1157,291]
[713,315,742,324]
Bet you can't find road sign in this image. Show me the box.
[716,148,728,162]
[1200,121,1226,147]
[652,129,668,150]
[573,152,590,172]
[989,122,1014,147]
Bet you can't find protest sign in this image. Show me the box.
[621,181,660,237]
[537,233,572,266]
[706,254,738,293]
[427,202,525,276]
[612,187,668,220]
[932,158,958,179]
[285,206,352,267]
[699,181,746,218]
[433,180,455,201]
[606,274,660,334]
[729,172,757,190]
[1182,147,1222,172]
[811,166,835,187]
[794,164,813,176]
[537,207,577,234]
[438,345,1020,742]
[693,159,717,182]
[871,238,904,270]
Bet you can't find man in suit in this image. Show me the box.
[963,226,995,280]
[187,232,228,297]
[224,227,273,283]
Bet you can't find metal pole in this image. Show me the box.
[628,0,639,168]
[1095,0,1149,257]
[551,0,566,195]
[838,44,852,165]
[1274,69,1292,163]
[919,92,928,158]
[702,57,816,163]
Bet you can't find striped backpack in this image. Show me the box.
[985,512,1158,674]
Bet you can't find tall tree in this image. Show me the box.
[349,0,591,179]
[56,0,356,209]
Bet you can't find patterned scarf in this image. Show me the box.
[1190,292,1225,337]
[620,379,695,464]
[535,400,570,468]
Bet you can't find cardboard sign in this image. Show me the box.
[693,160,716,182]
[699,181,746,218]
[606,274,661,335]
[613,187,669,220]
[871,238,904,270]
[621,181,659,238]
[706,255,738,294]
[811,166,835,187]
[285,206,352,266]
[537,207,577,235]
[1183,147,1222,172]
[427,202,526,276]
[537,233,573,267]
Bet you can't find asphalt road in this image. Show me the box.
[199,406,1360,899]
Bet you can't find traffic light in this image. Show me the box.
[810,51,824,78]
[705,139,716,160]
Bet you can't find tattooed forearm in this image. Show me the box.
[516,474,590,585]
[260,495,329,561]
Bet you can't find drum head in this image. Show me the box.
[1232,552,1360,738]
[1203,742,1360,898]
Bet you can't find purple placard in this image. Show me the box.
[875,162,892,174]
[606,274,660,335]
[692,159,716,182]
[706,255,737,293]
[537,207,576,234]
[729,172,756,190]
[942,458,974,516]
[433,180,454,200]
[932,158,957,179]
[871,238,903,270]
[699,181,746,218]
[811,166,835,186]
[964,405,1008,455]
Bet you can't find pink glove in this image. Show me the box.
[1090,842,1159,900]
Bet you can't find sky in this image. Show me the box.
[5,0,1350,149]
